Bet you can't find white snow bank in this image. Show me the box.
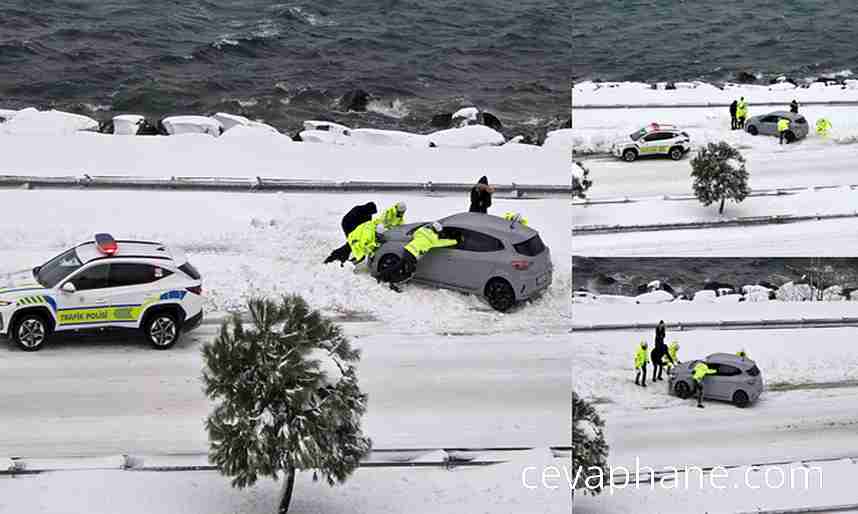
[112,115,145,135]
[161,116,222,136]
[635,290,674,304]
[0,131,566,184]
[428,124,505,149]
[543,128,573,151]
[0,108,98,135]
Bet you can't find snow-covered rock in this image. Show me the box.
[349,128,430,148]
[647,280,662,291]
[452,107,479,126]
[823,285,845,301]
[219,124,287,140]
[161,116,223,136]
[112,114,145,135]
[776,282,813,302]
[742,285,772,303]
[214,113,279,134]
[635,290,674,304]
[0,108,99,135]
[543,128,573,151]
[572,291,598,304]
[428,125,505,149]
[693,290,717,303]
[0,108,19,122]
[575,419,598,442]
[715,294,743,303]
[299,120,352,144]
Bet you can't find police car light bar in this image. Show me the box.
[95,233,118,255]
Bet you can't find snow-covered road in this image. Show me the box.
[0,323,570,458]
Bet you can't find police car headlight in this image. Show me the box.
[0,300,14,307]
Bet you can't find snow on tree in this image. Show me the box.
[690,141,750,214]
[572,390,609,496]
[201,295,372,513]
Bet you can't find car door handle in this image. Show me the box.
[93,299,108,305]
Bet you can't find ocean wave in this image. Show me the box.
[366,98,410,119]
[270,5,338,27]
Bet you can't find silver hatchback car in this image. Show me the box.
[745,111,809,142]
[668,353,763,407]
[368,213,553,311]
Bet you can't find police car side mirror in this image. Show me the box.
[61,282,77,294]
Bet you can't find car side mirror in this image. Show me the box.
[61,282,76,293]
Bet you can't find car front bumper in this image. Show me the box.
[184,310,203,332]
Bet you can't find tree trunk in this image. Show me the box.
[278,466,296,514]
[718,197,725,214]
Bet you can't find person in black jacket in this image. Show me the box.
[651,320,668,381]
[790,99,799,113]
[323,201,378,265]
[729,100,738,130]
[469,176,494,213]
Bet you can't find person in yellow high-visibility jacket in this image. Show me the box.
[379,221,457,291]
[346,218,384,265]
[376,202,407,229]
[778,117,790,145]
[663,341,680,370]
[736,97,748,128]
[634,341,649,387]
[693,361,717,408]
[503,212,528,226]
[816,118,832,137]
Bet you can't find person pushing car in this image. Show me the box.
[651,320,669,382]
[693,361,717,408]
[379,221,457,292]
[324,201,377,265]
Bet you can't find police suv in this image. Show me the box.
[612,123,692,162]
[0,234,203,351]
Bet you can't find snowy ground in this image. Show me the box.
[0,449,568,514]
[0,190,570,335]
[0,131,569,185]
[0,323,570,458]
[572,104,858,200]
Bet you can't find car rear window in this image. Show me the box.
[795,116,807,124]
[746,365,760,377]
[179,262,201,280]
[514,235,546,256]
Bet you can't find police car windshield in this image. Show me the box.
[630,129,647,141]
[36,248,83,288]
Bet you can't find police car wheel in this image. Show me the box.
[485,278,516,312]
[669,147,683,160]
[378,253,400,273]
[732,390,750,408]
[674,381,691,399]
[785,131,796,143]
[747,125,758,136]
[13,314,48,351]
[146,314,179,349]
[622,149,637,162]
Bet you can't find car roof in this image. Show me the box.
[706,352,756,367]
[439,212,538,242]
[764,111,803,119]
[74,239,179,265]
[641,123,679,133]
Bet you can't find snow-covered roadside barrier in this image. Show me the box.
[573,79,858,107]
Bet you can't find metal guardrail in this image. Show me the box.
[570,317,858,333]
[572,100,858,110]
[0,174,574,197]
[573,211,858,235]
[0,446,571,475]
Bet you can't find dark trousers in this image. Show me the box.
[635,364,647,386]
[695,381,704,405]
[730,115,737,130]
[779,131,786,144]
[324,242,352,265]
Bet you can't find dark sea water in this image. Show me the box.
[0,0,570,136]
[573,1,858,84]
[573,257,858,296]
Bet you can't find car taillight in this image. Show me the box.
[186,285,202,295]
[511,260,530,271]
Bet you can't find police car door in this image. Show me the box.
[105,262,168,328]
[55,263,112,330]
[639,132,664,155]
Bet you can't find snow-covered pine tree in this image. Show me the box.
[202,295,372,513]
[572,390,609,496]
[690,141,750,214]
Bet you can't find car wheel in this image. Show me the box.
[378,253,400,274]
[145,312,180,350]
[732,390,750,408]
[669,147,683,160]
[674,380,692,399]
[13,314,49,351]
[785,131,796,143]
[622,149,637,162]
[747,125,758,135]
[485,278,516,312]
